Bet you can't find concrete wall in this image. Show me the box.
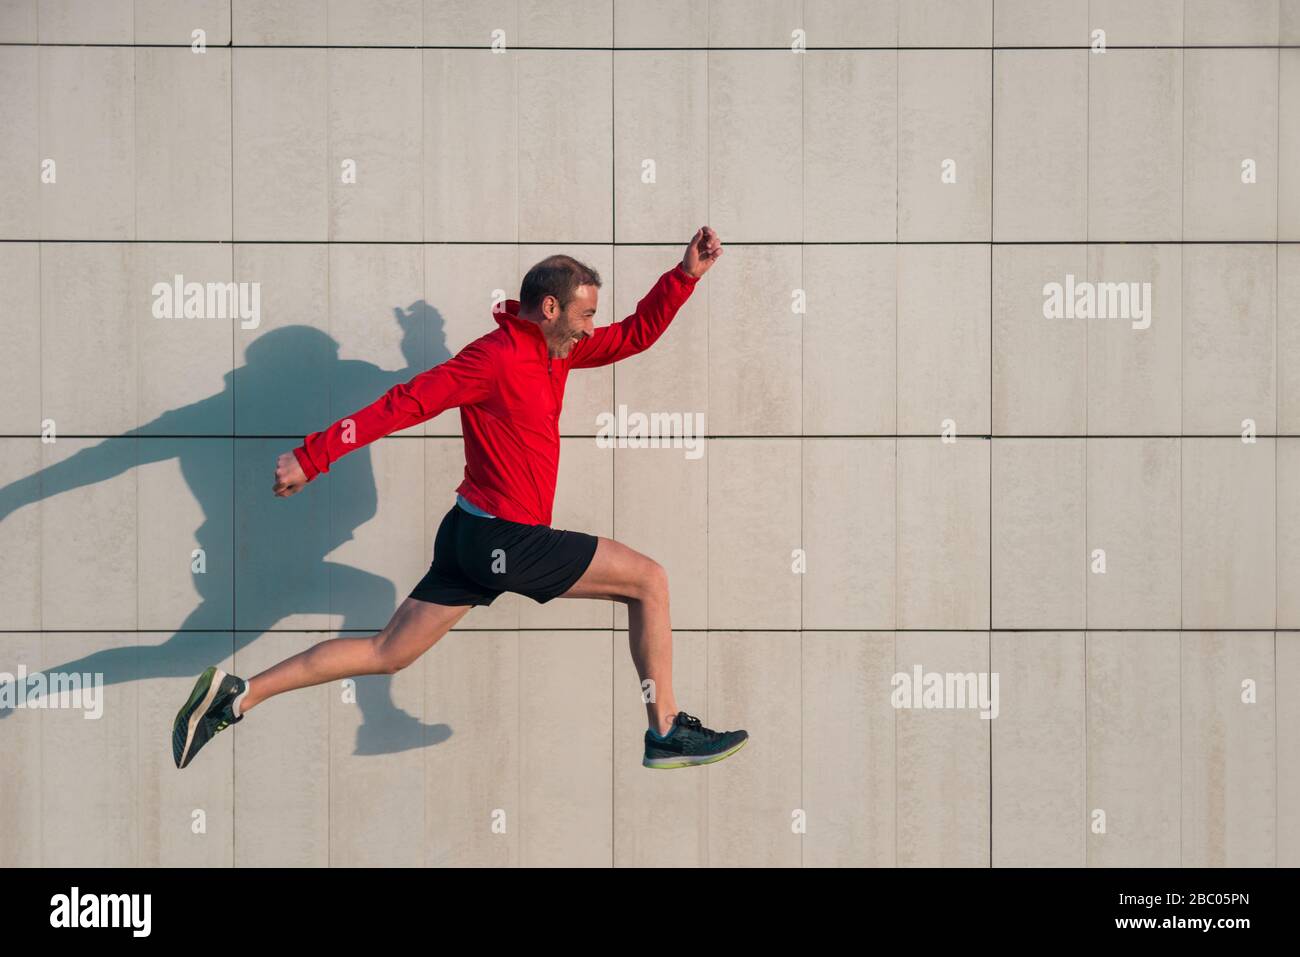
[0,0,1297,867]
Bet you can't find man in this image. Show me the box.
[173,227,748,772]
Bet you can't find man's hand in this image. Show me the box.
[273,451,309,497]
[681,226,723,279]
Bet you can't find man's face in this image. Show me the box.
[540,284,598,359]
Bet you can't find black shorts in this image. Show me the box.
[409,503,600,607]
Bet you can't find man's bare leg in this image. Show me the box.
[559,537,678,735]
[238,598,473,714]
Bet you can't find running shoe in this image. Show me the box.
[172,666,245,769]
[643,711,748,769]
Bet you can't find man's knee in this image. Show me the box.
[634,557,670,605]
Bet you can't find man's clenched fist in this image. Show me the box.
[681,226,723,279]
[273,451,309,497]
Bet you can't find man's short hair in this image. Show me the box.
[519,255,603,313]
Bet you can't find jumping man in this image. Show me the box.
[172,227,748,771]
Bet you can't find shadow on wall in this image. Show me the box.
[0,300,454,758]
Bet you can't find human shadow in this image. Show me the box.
[0,301,455,757]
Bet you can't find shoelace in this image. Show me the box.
[676,712,718,740]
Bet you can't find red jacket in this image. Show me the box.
[293,262,700,525]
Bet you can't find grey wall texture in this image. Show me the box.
[0,0,1298,868]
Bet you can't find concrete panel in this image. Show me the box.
[327,0,421,45]
[897,438,990,630]
[518,0,611,47]
[1281,633,1300,865]
[707,0,799,47]
[1088,50,1182,241]
[992,244,1086,435]
[326,437,422,632]
[233,633,330,867]
[518,50,612,242]
[993,0,1087,45]
[898,0,991,47]
[898,51,991,242]
[898,244,990,435]
[424,50,518,243]
[0,49,37,238]
[991,439,1085,629]
[0,0,36,41]
[424,243,520,435]
[0,243,39,431]
[1086,244,1182,435]
[517,437,614,630]
[802,0,897,47]
[0,633,42,866]
[327,631,428,866]
[38,0,132,42]
[991,632,1085,867]
[40,439,138,631]
[1183,439,1276,631]
[138,632,234,867]
[0,441,42,630]
[39,47,134,239]
[803,631,895,867]
[232,0,326,44]
[803,245,896,435]
[1087,0,1182,45]
[232,243,330,436]
[1184,0,1280,44]
[424,629,519,867]
[708,631,801,867]
[612,445,708,631]
[328,50,423,242]
[706,244,801,435]
[708,51,801,242]
[1184,50,1278,241]
[1281,245,1300,432]
[613,51,707,243]
[132,243,233,430]
[707,440,801,630]
[1086,439,1181,630]
[993,51,1087,241]
[234,437,331,632]
[1282,51,1300,240]
[137,438,234,631]
[802,439,895,631]
[232,49,328,242]
[1182,244,1275,436]
[1279,440,1300,627]
[1181,631,1276,867]
[327,244,425,435]
[424,0,516,46]
[613,631,707,867]
[41,634,139,866]
[1086,632,1180,867]
[613,0,707,47]
[519,630,612,867]
[612,245,709,445]
[804,51,896,242]
[895,631,991,867]
[135,0,231,45]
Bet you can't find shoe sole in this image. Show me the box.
[174,666,224,769]
[643,736,748,769]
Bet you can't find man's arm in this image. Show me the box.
[286,338,496,487]
[568,226,723,370]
